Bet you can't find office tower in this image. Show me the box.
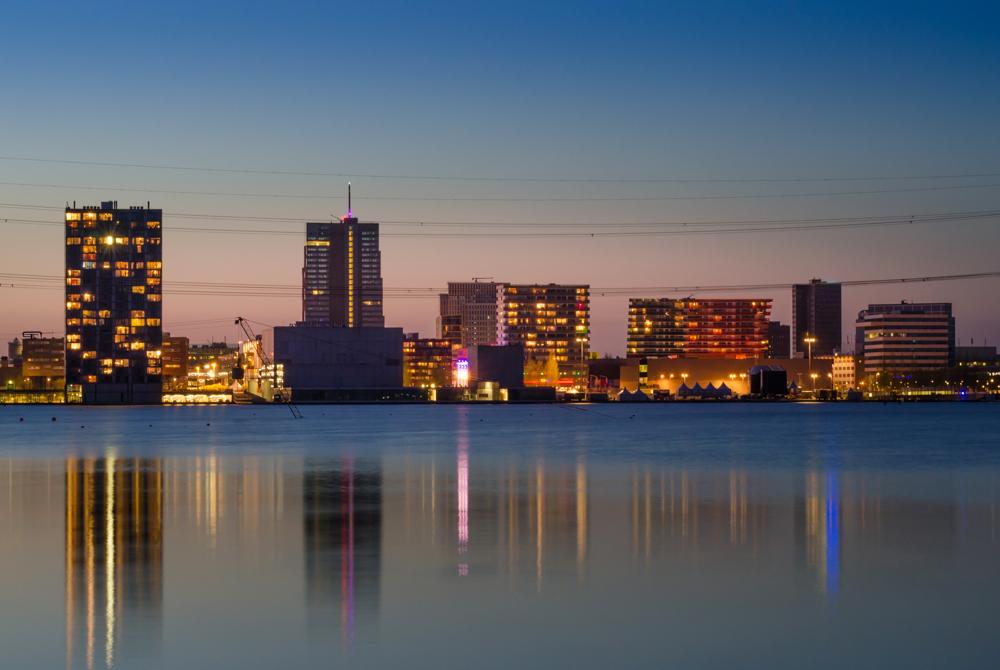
[65,202,163,404]
[767,321,791,358]
[496,284,590,386]
[402,333,453,388]
[438,279,500,346]
[302,187,384,327]
[792,279,842,356]
[627,298,772,359]
[855,302,955,374]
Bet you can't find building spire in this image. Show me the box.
[348,182,352,218]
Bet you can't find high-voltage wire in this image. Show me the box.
[2,154,999,184]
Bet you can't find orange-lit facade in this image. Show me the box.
[496,284,589,386]
[628,298,772,359]
[65,202,163,403]
[402,335,453,388]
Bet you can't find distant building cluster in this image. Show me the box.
[0,196,996,405]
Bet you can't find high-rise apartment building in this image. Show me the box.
[855,302,955,374]
[627,298,772,359]
[438,279,500,347]
[302,190,384,328]
[792,279,842,357]
[65,202,163,403]
[496,284,589,386]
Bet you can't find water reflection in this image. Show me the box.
[303,460,381,641]
[797,471,842,596]
[64,455,162,670]
[0,423,992,668]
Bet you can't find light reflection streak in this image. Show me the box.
[457,413,469,576]
[104,452,115,670]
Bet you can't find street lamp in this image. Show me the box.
[803,335,817,378]
[810,372,819,391]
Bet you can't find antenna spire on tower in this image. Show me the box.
[348,181,352,218]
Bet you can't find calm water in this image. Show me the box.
[1,403,998,669]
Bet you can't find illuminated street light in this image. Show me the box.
[803,334,817,379]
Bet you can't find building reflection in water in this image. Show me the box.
[399,451,590,589]
[65,454,163,670]
[303,459,381,643]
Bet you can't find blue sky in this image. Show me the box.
[2,1,999,353]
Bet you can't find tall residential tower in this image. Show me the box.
[64,202,163,403]
[302,186,384,327]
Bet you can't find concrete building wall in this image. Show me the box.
[274,326,403,390]
[468,344,524,389]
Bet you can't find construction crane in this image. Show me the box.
[234,317,303,419]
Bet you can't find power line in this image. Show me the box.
[2,154,1000,184]
[2,179,1000,202]
[4,200,999,228]
[3,209,999,238]
[4,271,999,298]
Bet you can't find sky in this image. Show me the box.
[1,0,999,355]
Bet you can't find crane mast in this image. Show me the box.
[234,317,302,418]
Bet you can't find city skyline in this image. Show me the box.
[2,2,1000,355]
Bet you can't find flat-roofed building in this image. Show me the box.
[64,201,163,404]
[438,280,500,347]
[627,298,772,360]
[274,326,403,391]
[855,302,955,374]
[402,334,453,388]
[832,353,857,391]
[22,335,65,388]
[161,333,189,392]
[496,283,590,387]
[792,279,842,357]
[620,356,831,395]
[766,321,791,359]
